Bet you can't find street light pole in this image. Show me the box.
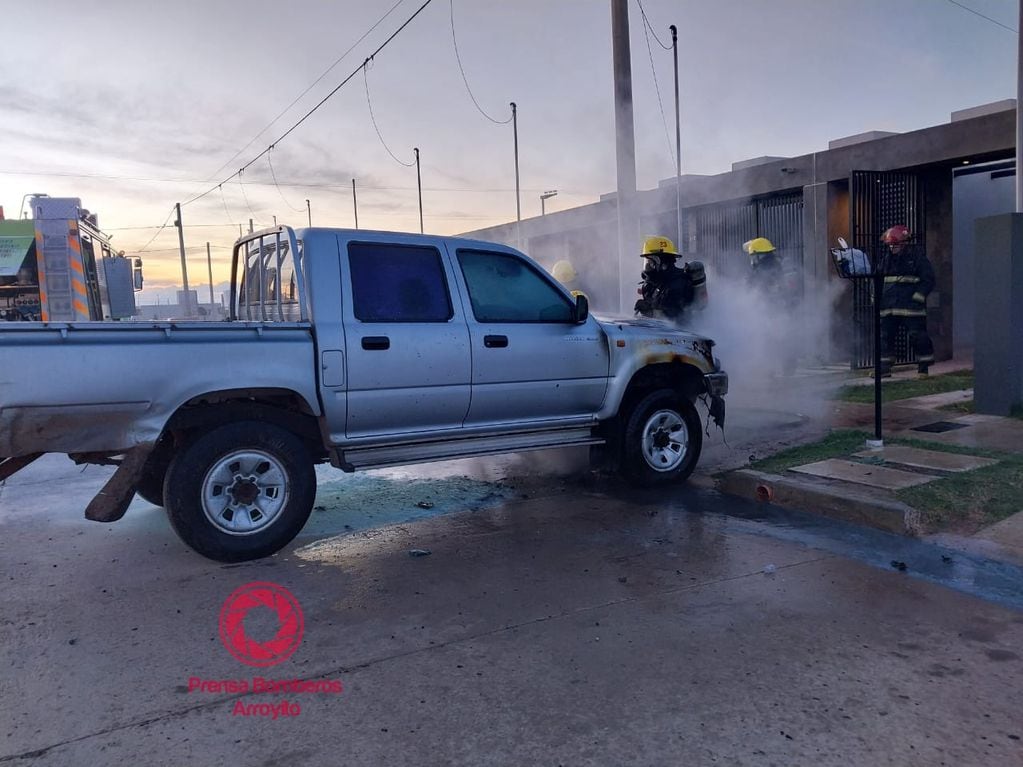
[540,189,558,216]
[352,179,359,229]
[671,23,682,245]
[512,102,521,223]
[414,147,423,234]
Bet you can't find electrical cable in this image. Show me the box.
[237,172,258,222]
[363,64,417,166]
[943,0,1016,33]
[136,206,176,254]
[219,184,235,225]
[180,0,436,207]
[202,0,408,184]
[449,0,512,124]
[636,0,672,49]
[636,0,675,166]
[267,150,308,212]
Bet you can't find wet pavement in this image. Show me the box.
[2,454,1022,766]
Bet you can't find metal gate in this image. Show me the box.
[849,170,924,369]
[666,191,803,279]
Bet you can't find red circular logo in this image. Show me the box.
[219,582,304,667]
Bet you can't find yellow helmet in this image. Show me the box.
[743,237,776,255]
[641,235,678,257]
[551,260,577,283]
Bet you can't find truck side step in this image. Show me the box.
[337,427,604,471]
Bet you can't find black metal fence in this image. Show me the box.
[641,191,804,279]
[849,170,924,369]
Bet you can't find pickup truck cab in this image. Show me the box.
[0,227,727,562]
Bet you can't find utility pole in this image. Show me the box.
[306,199,312,227]
[238,224,243,238]
[671,24,682,245]
[352,179,359,229]
[272,215,277,226]
[248,218,254,234]
[174,202,191,317]
[611,0,638,314]
[206,242,215,308]
[512,102,521,222]
[415,147,424,234]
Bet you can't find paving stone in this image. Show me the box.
[790,459,937,489]
[853,445,997,473]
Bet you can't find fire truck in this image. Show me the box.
[0,195,142,322]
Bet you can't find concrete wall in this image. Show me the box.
[952,160,1015,356]
[973,213,1023,414]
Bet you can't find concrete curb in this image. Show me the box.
[717,468,923,536]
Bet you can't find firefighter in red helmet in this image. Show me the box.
[879,225,935,377]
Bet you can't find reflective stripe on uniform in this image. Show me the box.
[879,308,927,317]
[912,292,926,303]
[883,275,920,284]
[916,354,935,363]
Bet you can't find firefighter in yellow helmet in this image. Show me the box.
[744,237,787,294]
[744,237,799,375]
[634,236,707,322]
[550,259,587,301]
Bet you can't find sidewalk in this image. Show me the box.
[717,365,1023,566]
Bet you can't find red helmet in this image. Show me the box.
[881,225,911,244]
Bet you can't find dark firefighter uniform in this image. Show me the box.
[878,225,935,376]
[744,237,799,375]
[634,235,707,323]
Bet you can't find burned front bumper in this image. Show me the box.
[703,370,728,429]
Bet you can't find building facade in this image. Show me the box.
[463,101,1017,368]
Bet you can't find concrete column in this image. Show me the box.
[802,179,831,363]
[973,213,1023,414]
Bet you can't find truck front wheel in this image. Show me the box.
[620,389,702,485]
[163,421,315,562]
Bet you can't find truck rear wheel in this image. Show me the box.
[163,421,315,562]
[620,389,702,485]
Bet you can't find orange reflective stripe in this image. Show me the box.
[72,279,88,297]
[72,298,89,317]
[70,258,85,274]
[68,236,81,253]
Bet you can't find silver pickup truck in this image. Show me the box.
[0,227,727,562]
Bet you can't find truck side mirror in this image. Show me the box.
[573,293,589,324]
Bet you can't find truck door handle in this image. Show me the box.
[484,335,508,348]
[362,336,390,350]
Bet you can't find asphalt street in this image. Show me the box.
[1,451,1022,767]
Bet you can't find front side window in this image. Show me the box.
[348,242,452,322]
[457,250,573,322]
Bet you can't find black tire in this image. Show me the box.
[620,389,702,485]
[163,421,315,562]
[135,446,172,507]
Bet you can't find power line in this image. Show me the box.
[180,0,437,207]
[449,0,512,124]
[944,0,1016,32]
[267,150,308,212]
[363,64,417,166]
[201,0,408,184]
[635,0,675,166]
[135,206,176,254]
[0,167,594,194]
[636,0,672,49]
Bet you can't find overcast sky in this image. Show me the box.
[0,0,1017,287]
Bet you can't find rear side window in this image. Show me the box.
[348,243,453,322]
[457,249,573,323]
